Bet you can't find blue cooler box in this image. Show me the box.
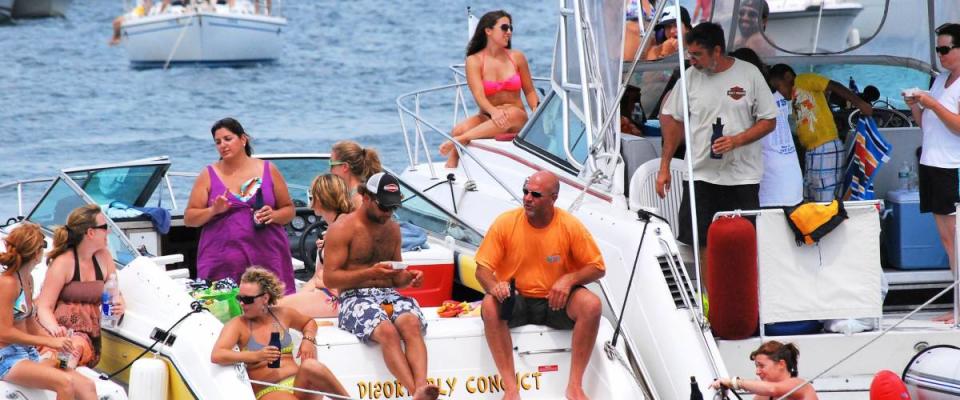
[884,190,949,269]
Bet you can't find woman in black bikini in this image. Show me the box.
[212,267,347,400]
[279,174,356,318]
[710,340,818,399]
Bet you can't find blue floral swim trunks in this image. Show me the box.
[337,288,426,343]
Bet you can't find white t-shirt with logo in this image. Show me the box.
[662,58,779,185]
[759,92,804,206]
[920,72,960,168]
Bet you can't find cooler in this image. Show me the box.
[398,245,455,307]
[884,190,949,269]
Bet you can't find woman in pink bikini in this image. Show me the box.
[440,9,539,168]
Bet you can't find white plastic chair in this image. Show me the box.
[628,158,689,235]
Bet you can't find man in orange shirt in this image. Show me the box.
[475,171,605,400]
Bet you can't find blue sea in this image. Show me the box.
[0,1,558,219]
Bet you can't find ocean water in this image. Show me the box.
[0,1,557,219]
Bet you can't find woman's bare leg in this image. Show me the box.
[444,106,528,168]
[4,360,75,400]
[440,114,488,156]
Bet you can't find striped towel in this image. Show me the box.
[842,117,892,200]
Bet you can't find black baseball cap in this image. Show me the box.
[365,172,403,208]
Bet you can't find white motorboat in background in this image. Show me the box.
[11,0,70,18]
[120,1,286,68]
[0,0,13,21]
[764,0,863,53]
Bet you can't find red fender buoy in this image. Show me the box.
[706,216,758,339]
[870,370,910,400]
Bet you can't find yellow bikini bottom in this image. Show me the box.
[255,376,295,399]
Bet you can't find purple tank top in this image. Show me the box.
[196,160,295,294]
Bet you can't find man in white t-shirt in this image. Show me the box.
[656,22,777,257]
[906,23,960,324]
[762,64,804,207]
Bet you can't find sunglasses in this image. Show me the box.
[499,23,513,32]
[522,188,544,198]
[375,199,400,213]
[328,159,345,168]
[236,292,266,305]
[935,45,959,56]
[91,223,109,231]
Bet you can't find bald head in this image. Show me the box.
[526,171,560,196]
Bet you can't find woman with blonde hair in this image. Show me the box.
[440,9,539,168]
[329,140,383,207]
[710,340,818,399]
[278,174,356,317]
[212,266,348,400]
[0,222,98,399]
[36,204,125,369]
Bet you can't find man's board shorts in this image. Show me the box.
[0,344,39,380]
[501,286,586,330]
[804,139,844,202]
[338,288,426,343]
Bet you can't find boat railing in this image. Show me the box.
[395,72,550,205]
[0,177,54,218]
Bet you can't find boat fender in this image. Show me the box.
[706,216,758,340]
[902,344,960,399]
[128,357,169,400]
[870,370,910,400]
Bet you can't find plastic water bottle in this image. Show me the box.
[58,328,74,369]
[101,273,118,328]
[630,102,644,124]
[898,161,911,191]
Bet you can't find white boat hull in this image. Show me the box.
[121,11,286,67]
[0,0,13,21]
[11,0,68,18]
[766,4,863,53]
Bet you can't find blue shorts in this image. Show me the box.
[0,344,40,380]
[337,288,426,343]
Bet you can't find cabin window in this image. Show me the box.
[517,92,589,171]
[266,158,328,207]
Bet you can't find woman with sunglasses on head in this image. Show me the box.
[212,267,348,400]
[329,140,383,208]
[36,205,125,370]
[710,340,817,399]
[905,23,960,324]
[277,174,356,318]
[185,117,297,294]
[1,222,98,399]
[439,9,539,169]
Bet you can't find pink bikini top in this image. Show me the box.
[481,53,522,96]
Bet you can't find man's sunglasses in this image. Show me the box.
[236,292,266,304]
[936,45,959,56]
[91,224,109,231]
[375,200,400,213]
[499,23,513,32]
[522,188,544,198]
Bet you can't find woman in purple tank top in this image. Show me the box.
[185,118,297,294]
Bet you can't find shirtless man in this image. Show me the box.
[322,172,439,400]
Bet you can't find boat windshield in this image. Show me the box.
[393,178,484,248]
[517,92,590,172]
[265,157,328,208]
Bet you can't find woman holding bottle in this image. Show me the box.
[37,204,125,368]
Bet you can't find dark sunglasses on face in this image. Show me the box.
[91,224,109,231]
[936,45,959,56]
[236,292,266,304]
[375,200,400,213]
[522,188,544,198]
[499,23,513,32]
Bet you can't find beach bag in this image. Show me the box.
[784,200,848,246]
